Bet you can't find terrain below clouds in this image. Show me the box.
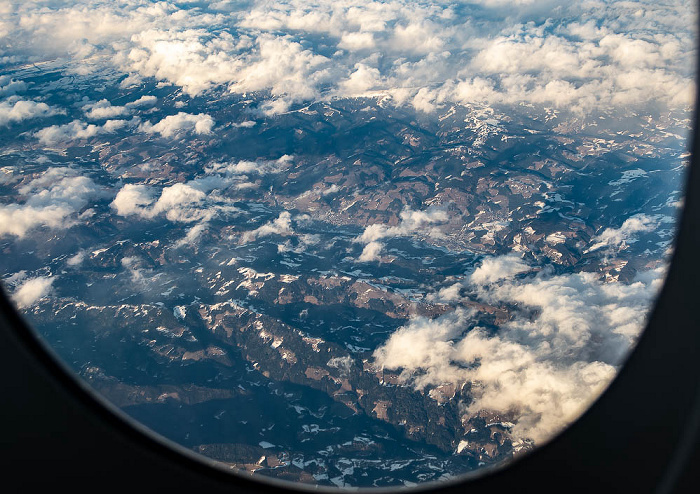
[0,0,694,488]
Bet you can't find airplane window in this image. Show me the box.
[0,0,696,489]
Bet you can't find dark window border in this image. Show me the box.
[1,11,700,494]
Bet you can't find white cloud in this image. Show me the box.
[35,118,132,144]
[469,253,531,285]
[140,112,214,137]
[151,182,208,222]
[174,222,208,248]
[322,184,339,196]
[241,211,294,243]
[205,155,292,176]
[327,355,354,375]
[373,265,666,444]
[111,183,156,218]
[338,63,384,96]
[232,120,256,128]
[124,27,249,96]
[66,251,86,267]
[429,282,463,303]
[1,0,693,115]
[125,95,157,107]
[356,207,448,244]
[83,99,130,119]
[0,168,102,238]
[358,241,384,262]
[586,214,658,253]
[338,31,376,51]
[12,275,54,308]
[111,180,218,223]
[0,99,59,125]
[111,172,246,225]
[0,76,27,96]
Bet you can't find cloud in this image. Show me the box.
[586,214,658,254]
[0,168,102,238]
[232,120,256,128]
[121,255,153,287]
[276,232,320,254]
[429,282,463,303]
[205,155,292,176]
[356,207,448,244]
[82,99,130,119]
[151,182,209,222]
[469,253,531,285]
[0,99,59,125]
[124,27,249,96]
[227,35,335,104]
[3,1,691,115]
[0,0,695,115]
[338,31,376,51]
[139,112,214,137]
[66,251,86,267]
[322,184,340,196]
[373,259,666,444]
[338,63,384,96]
[37,112,210,146]
[327,355,355,376]
[358,241,384,262]
[12,276,54,308]
[110,183,156,218]
[174,222,208,248]
[111,179,219,223]
[35,118,132,144]
[111,171,250,226]
[241,211,294,243]
[125,95,157,108]
[0,76,27,96]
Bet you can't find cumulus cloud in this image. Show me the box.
[2,0,692,115]
[338,31,376,51]
[356,207,448,246]
[373,257,666,444]
[358,241,384,262]
[469,253,531,285]
[12,276,54,308]
[429,282,463,303]
[82,99,130,119]
[111,170,250,227]
[35,118,132,144]
[139,112,214,137]
[227,35,337,113]
[205,155,292,176]
[111,179,220,223]
[0,99,60,125]
[126,95,157,108]
[110,183,156,218]
[151,182,209,222]
[586,214,658,254]
[241,211,294,243]
[337,63,384,96]
[0,76,27,96]
[0,168,102,238]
